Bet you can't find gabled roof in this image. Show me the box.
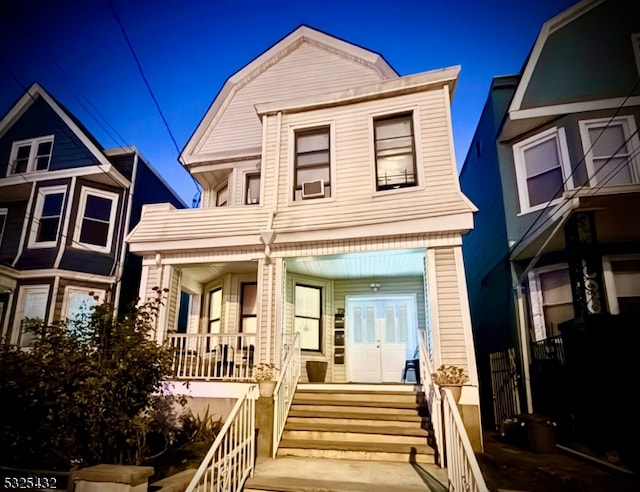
[180,25,398,165]
[0,82,115,170]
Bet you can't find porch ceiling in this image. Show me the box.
[181,262,258,283]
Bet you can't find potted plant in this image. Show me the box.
[431,364,469,403]
[254,363,279,397]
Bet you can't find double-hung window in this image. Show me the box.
[528,265,574,341]
[245,173,260,205]
[74,188,118,253]
[16,285,49,347]
[29,186,66,248]
[513,127,572,213]
[294,127,331,201]
[208,287,222,334]
[8,136,54,175]
[294,284,322,351]
[63,287,103,328]
[240,282,257,333]
[579,116,640,186]
[374,113,417,191]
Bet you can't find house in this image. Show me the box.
[460,0,639,469]
[0,83,186,345]
[126,25,483,450]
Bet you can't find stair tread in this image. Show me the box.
[284,422,430,436]
[278,438,434,454]
[243,475,431,492]
[296,389,423,396]
[288,409,424,421]
[292,398,421,409]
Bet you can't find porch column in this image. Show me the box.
[257,257,284,366]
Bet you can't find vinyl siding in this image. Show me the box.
[199,42,391,156]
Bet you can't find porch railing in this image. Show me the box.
[185,384,257,492]
[272,332,301,457]
[168,333,257,380]
[419,332,488,491]
[490,347,521,429]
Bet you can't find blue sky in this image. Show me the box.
[0,0,578,205]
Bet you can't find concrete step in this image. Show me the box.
[283,429,427,445]
[291,397,421,409]
[243,476,432,492]
[284,421,430,437]
[294,390,422,404]
[286,415,424,427]
[289,404,422,416]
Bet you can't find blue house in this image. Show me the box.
[0,83,186,344]
[460,0,639,470]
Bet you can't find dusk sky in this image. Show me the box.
[0,0,578,206]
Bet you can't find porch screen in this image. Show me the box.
[294,284,321,351]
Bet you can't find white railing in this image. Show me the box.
[168,333,257,380]
[272,332,301,457]
[185,385,258,492]
[441,388,489,492]
[419,331,488,491]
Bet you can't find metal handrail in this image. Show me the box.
[272,332,301,457]
[185,384,258,492]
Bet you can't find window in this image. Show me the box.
[603,256,640,315]
[513,127,572,213]
[245,173,260,205]
[62,287,103,327]
[15,285,49,347]
[73,188,118,253]
[240,282,257,333]
[294,127,331,201]
[8,136,54,175]
[374,113,417,191]
[208,287,222,333]
[29,186,66,248]
[528,265,574,341]
[216,183,228,207]
[294,284,322,351]
[0,208,7,248]
[579,116,640,186]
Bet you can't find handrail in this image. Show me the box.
[441,388,489,492]
[185,384,258,492]
[418,330,444,465]
[272,332,301,457]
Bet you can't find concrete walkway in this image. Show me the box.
[244,456,449,492]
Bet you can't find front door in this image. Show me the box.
[347,295,417,383]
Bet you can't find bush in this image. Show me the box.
[0,287,186,470]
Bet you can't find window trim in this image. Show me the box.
[0,207,7,248]
[72,187,119,253]
[513,127,573,214]
[373,112,418,192]
[244,172,261,205]
[239,282,258,333]
[527,263,573,342]
[61,286,105,323]
[294,283,323,352]
[13,284,50,346]
[578,115,640,187]
[28,185,67,249]
[289,122,336,205]
[8,135,54,175]
[208,286,223,334]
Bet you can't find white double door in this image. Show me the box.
[346,295,417,383]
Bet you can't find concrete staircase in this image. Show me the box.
[244,384,444,492]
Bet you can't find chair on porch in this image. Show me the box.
[215,344,235,378]
[402,346,421,384]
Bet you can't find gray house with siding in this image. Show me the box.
[0,83,186,344]
[460,0,639,470]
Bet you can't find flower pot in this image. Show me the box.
[258,380,276,397]
[306,360,328,383]
[440,384,463,403]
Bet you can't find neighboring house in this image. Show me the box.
[0,83,186,345]
[460,0,639,469]
[126,25,482,447]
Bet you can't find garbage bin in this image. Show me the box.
[520,414,556,453]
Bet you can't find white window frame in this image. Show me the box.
[578,115,640,187]
[243,171,261,205]
[513,127,573,214]
[369,107,425,197]
[61,286,105,323]
[288,121,336,206]
[602,254,640,315]
[8,135,54,175]
[12,284,50,346]
[0,207,7,248]
[28,185,67,249]
[72,187,118,253]
[527,263,572,342]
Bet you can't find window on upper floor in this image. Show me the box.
[528,264,574,342]
[513,127,572,214]
[579,116,640,187]
[0,208,7,248]
[73,188,118,253]
[8,136,54,175]
[294,283,322,351]
[216,183,228,207]
[374,112,417,191]
[240,282,257,333]
[28,186,66,248]
[245,173,260,205]
[294,127,331,201]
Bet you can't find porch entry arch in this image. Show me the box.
[346,294,418,383]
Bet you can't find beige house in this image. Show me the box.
[126,26,482,444]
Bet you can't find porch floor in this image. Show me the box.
[246,455,448,492]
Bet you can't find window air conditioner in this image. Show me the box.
[301,179,325,199]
